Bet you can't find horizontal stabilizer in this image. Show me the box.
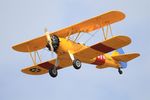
[112,53,140,62]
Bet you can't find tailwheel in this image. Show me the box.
[118,68,123,75]
[73,59,81,69]
[49,66,58,78]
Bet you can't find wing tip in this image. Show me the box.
[115,35,132,46]
[107,10,126,21]
[12,45,20,52]
[12,44,28,52]
[133,53,140,58]
[21,66,48,75]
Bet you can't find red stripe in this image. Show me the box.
[38,62,62,70]
[91,43,115,53]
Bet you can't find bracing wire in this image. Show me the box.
[75,32,84,42]
[84,30,99,45]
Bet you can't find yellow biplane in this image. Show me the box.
[12,11,140,78]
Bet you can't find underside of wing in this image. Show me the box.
[90,35,131,53]
[21,65,48,75]
[74,35,131,62]
[22,53,72,75]
[12,36,47,52]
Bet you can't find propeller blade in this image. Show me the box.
[45,31,54,52]
[44,28,59,67]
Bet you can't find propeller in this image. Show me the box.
[45,28,54,58]
[45,28,54,52]
[44,28,59,68]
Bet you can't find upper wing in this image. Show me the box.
[51,11,125,37]
[74,35,131,63]
[22,53,72,75]
[12,36,47,52]
[12,11,125,52]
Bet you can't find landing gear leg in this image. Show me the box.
[118,68,123,75]
[68,50,82,70]
[49,56,59,78]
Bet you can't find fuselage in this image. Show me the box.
[56,37,120,69]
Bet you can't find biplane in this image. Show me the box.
[12,11,140,78]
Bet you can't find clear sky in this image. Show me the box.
[1,0,150,100]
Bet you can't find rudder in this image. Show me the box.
[112,48,127,69]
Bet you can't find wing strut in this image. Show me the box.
[67,32,72,40]
[108,24,113,37]
[101,24,114,40]
[74,32,81,42]
[27,46,42,65]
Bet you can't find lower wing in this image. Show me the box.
[22,53,72,75]
[74,35,131,63]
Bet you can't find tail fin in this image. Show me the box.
[112,48,125,56]
[112,48,140,69]
[112,48,127,69]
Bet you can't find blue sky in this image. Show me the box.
[1,0,150,100]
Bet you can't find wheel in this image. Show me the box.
[118,68,123,75]
[73,59,81,69]
[49,66,58,78]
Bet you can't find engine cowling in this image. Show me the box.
[46,35,60,52]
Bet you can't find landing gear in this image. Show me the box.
[68,50,82,70]
[73,59,81,69]
[118,68,123,75]
[49,66,58,78]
